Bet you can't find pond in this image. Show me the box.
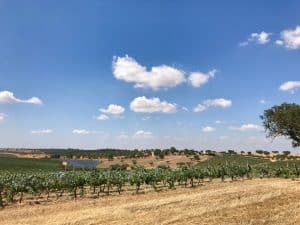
[66,159,99,168]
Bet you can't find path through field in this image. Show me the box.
[1,179,300,225]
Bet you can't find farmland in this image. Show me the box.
[0,178,299,225]
[0,149,300,225]
[0,154,62,172]
[0,151,300,208]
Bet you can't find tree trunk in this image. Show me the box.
[19,192,23,203]
[74,187,77,200]
[0,192,3,208]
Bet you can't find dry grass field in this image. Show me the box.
[1,179,299,225]
[98,154,210,169]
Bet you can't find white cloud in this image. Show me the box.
[230,124,263,132]
[203,98,232,108]
[239,41,249,47]
[182,106,189,112]
[31,129,53,134]
[251,32,271,44]
[0,91,42,105]
[240,31,271,46]
[215,120,222,124]
[113,55,185,90]
[194,98,232,113]
[259,99,266,104]
[72,129,90,135]
[97,114,109,121]
[133,130,153,139]
[193,104,206,112]
[277,26,300,49]
[130,96,177,113]
[202,126,216,133]
[279,81,300,93]
[118,130,154,139]
[100,104,125,115]
[188,69,217,87]
[275,40,284,46]
[0,113,7,122]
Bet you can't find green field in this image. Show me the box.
[198,154,269,167]
[0,155,62,171]
[198,154,300,173]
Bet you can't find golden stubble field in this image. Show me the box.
[0,179,299,225]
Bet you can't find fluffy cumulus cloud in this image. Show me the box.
[230,124,263,132]
[0,91,42,105]
[188,69,217,87]
[279,81,300,93]
[100,104,125,115]
[0,113,7,122]
[97,114,109,121]
[130,96,177,113]
[113,55,185,90]
[31,129,53,134]
[133,130,153,139]
[202,126,215,133]
[276,26,300,49]
[240,31,271,46]
[194,98,232,112]
[72,129,90,135]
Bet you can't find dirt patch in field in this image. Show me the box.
[0,152,49,159]
[1,179,299,225]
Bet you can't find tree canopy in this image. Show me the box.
[260,103,300,147]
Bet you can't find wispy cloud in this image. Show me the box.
[279,81,300,93]
[239,31,271,46]
[194,98,232,112]
[99,104,125,115]
[133,130,153,139]
[72,129,90,135]
[0,91,42,105]
[96,114,109,121]
[202,126,216,133]
[31,129,53,134]
[230,124,263,132]
[0,113,7,122]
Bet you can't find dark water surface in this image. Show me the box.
[67,159,99,168]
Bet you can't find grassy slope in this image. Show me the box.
[0,155,62,171]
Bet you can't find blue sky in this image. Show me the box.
[0,0,299,151]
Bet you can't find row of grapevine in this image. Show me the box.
[0,163,299,207]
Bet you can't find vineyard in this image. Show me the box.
[1,160,300,208]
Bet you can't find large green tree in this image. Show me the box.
[260,103,300,147]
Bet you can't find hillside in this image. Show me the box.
[1,179,299,225]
